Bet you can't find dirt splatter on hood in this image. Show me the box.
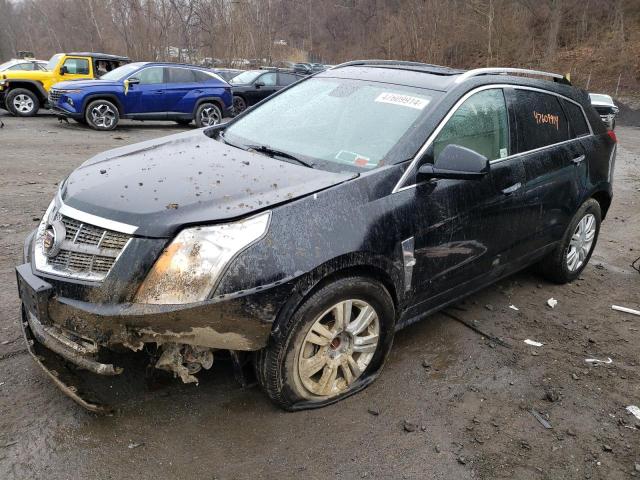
[61,129,356,237]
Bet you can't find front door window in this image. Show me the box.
[433,89,509,162]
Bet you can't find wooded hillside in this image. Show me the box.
[1,0,638,97]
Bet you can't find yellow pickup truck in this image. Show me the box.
[0,52,128,117]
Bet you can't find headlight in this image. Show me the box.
[135,212,271,304]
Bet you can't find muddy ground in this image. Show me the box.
[0,111,638,480]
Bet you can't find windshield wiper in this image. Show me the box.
[245,144,314,168]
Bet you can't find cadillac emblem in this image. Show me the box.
[42,218,66,258]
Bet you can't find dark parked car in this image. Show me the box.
[16,61,615,412]
[229,68,304,114]
[49,62,233,130]
[589,93,619,130]
[212,68,243,82]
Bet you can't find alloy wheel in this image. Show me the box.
[13,94,34,114]
[296,299,380,397]
[90,104,116,129]
[200,106,221,126]
[566,213,596,272]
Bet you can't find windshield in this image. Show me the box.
[46,54,62,71]
[100,63,142,81]
[230,70,262,85]
[223,77,437,171]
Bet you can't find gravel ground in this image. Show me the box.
[0,111,639,480]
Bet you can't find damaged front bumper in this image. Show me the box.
[16,262,292,411]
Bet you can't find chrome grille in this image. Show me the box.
[48,88,62,105]
[38,214,131,281]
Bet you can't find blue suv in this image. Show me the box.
[49,62,233,130]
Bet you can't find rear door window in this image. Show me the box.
[62,58,89,75]
[433,88,509,162]
[278,72,299,86]
[167,67,196,83]
[514,90,570,152]
[561,99,590,138]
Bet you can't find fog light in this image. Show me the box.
[67,97,74,107]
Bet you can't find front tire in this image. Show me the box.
[256,276,395,410]
[6,88,40,116]
[233,95,247,115]
[194,103,222,128]
[85,99,119,131]
[536,198,601,283]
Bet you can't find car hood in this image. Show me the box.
[53,79,121,90]
[61,129,357,238]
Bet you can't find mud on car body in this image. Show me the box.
[16,61,616,412]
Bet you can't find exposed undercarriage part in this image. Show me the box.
[155,344,214,384]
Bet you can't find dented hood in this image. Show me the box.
[61,129,357,238]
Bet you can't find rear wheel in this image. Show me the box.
[85,99,119,131]
[194,102,222,128]
[256,276,395,410]
[536,199,601,283]
[6,88,40,116]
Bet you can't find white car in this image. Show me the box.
[589,93,619,130]
[0,58,48,72]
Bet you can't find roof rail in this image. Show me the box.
[330,59,449,70]
[454,67,568,84]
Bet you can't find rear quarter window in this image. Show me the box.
[514,90,570,152]
[561,99,590,137]
[194,70,215,83]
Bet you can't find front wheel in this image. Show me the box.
[194,103,222,128]
[6,88,40,116]
[85,99,119,131]
[256,276,395,410]
[536,198,601,283]
[233,95,246,115]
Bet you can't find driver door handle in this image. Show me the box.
[501,182,522,195]
[572,154,586,164]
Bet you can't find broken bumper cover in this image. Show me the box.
[16,260,292,373]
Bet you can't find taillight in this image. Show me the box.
[607,130,617,143]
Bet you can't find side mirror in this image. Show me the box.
[418,144,489,180]
[127,77,140,85]
[254,81,265,88]
[59,66,67,75]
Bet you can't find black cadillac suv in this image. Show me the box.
[16,61,616,412]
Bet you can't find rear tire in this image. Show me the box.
[6,88,40,117]
[256,276,395,410]
[194,102,222,128]
[536,199,601,284]
[85,99,119,131]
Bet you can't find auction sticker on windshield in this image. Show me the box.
[375,92,430,110]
